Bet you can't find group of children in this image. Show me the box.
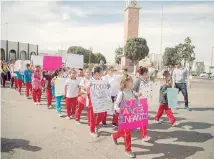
[2,62,179,158]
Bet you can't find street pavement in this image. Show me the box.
[1,79,214,159]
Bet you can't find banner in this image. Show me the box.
[167,88,179,108]
[31,55,43,66]
[43,56,62,71]
[66,54,84,68]
[90,80,112,113]
[119,98,148,129]
[55,78,66,97]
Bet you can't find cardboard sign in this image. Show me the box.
[167,88,179,108]
[43,56,62,71]
[150,81,160,105]
[31,55,44,66]
[55,78,66,97]
[90,80,112,113]
[66,54,83,68]
[119,98,148,129]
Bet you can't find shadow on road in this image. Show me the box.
[1,138,42,153]
[191,107,214,111]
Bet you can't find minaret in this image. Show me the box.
[121,0,141,72]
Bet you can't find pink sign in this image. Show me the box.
[119,98,148,129]
[43,56,62,71]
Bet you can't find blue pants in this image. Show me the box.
[56,96,63,114]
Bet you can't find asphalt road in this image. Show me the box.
[1,79,214,159]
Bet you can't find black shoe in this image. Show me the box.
[112,123,118,127]
[102,123,107,127]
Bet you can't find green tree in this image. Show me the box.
[115,47,123,64]
[94,53,107,64]
[124,38,149,71]
[163,47,180,67]
[176,37,195,66]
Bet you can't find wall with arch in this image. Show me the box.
[0,40,38,61]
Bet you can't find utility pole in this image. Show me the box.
[160,4,163,70]
[210,46,214,75]
[6,22,8,40]
[89,47,93,68]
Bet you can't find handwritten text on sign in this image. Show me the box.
[119,98,148,129]
[90,80,112,113]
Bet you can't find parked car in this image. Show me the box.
[200,73,208,77]
[191,72,198,76]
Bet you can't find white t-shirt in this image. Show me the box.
[80,77,90,88]
[65,78,79,98]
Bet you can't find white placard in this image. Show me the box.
[66,54,83,68]
[31,55,44,66]
[14,60,23,71]
[109,75,122,97]
[90,80,112,113]
[150,81,160,105]
[20,60,31,72]
[55,78,66,97]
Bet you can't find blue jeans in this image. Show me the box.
[175,83,189,106]
[56,96,63,113]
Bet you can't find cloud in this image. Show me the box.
[1,1,214,64]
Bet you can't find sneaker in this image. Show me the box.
[90,132,98,138]
[111,134,118,145]
[185,106,192,111]
[48,105,53,109]
[102,123,107,127]
[172,121,179,127]
[112,123,118,127]
[66,116,70,120]
[154,119,162,124]
[58,114,63,117]
[37,102,41,105]
[34,102,37,105]
[26,96,30,99]
[75,120,81,124]
[142,136,151,142]
[125,151,135,158]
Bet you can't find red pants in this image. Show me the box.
[66,97,77,117]
[75,101,85,121]
[32,88,42,103]
[17,79,22,93]
[140,126,148,138]
[46,88,52,105]
[102,112,119,124]
[155,104,176,124]
[113,129,131,152]
[14,77,18,89]
[25,82,32,97]
[88,106,105,133]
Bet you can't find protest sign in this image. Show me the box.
[31,55,43,66]
[109,75,121,96]
[55,78,66,97]
[14,60,23,71]
[150,81,160,105]
[43,56,62,71]
[167,88,179,108]
[139,81,152,99]
[66,54,83,68]
[119,98,148,129]
[90,80,112,113]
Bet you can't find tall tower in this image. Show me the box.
[121,0,141,72]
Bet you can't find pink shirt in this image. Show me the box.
[32,70,42,90]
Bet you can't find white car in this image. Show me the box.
[200,73,208,77]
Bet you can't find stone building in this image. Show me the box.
[0,40,38,61]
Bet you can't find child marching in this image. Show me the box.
[64,69,79,120]
[23,63,33,99]
[32,66,42,105]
